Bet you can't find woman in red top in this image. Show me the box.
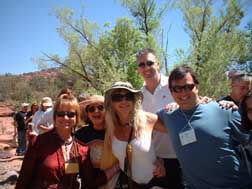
[16,94,114,189]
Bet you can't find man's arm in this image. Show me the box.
[38,124,53,132]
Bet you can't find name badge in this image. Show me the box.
[65,162,79,174]
[179,129,197,146]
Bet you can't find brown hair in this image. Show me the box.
[53,94,80,126]
[169,65,199,92]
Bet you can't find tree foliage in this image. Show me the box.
[177,0,247,98]
[38,7,154,94]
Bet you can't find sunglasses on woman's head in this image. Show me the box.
[138,61,155,69]
[86,105,104,113]
[111,93,134,102]
[55,111,76,118]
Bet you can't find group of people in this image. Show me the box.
[14,48,252,189]
[14,96,53,156]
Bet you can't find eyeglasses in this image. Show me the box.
[87,105,104,113]
[138,61,155,69]
[111,93,134,102]
[55,111,76,118]
[171,84,195,93]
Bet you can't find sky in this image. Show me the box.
[0,0,251,75]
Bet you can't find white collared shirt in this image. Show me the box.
[141,74,177,158]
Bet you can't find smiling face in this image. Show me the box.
[111,89,134,116]
[86,102,105,128]
[54,104,77,134]
[137,52,160,80]
[171,73,199,110]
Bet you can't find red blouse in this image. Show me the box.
[16,130,107,189]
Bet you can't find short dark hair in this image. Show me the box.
[136,48,158,59]
[169,65,199,91]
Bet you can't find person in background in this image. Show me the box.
[76,95,106,168]
[14,103,29,156]
[241,91,252,132]
[136,48,183,188]
[25,102,39,141]
[102,81,166,188]
[218,71,252,106]
[157,65,252,189]
[36,88,73,134]
[16,94,117,189]
[31,97,53,135]
[75,95,120,188]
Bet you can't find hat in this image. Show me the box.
[79,95,104,122]
[105,81,143,102]
[21,103,29,107]
[41,97,53,107]
[79,95,104,112]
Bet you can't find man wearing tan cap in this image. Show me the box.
[32,97,53,135]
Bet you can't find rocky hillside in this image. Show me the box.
[0,103,15,117]
[19,67,60,81]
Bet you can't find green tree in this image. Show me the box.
[177,0,247,98]
[245,20,252,61]
[118,0,172,74]
[38,7,148,93]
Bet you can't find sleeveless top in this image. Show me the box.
[112,131,156,184]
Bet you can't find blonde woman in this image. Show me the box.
[102,81,166,189]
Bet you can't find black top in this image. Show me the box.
[15,111,27,131]
[217,95,239,106]
[75,126,105,168]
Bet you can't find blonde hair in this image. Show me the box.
[104,89,146,144]
[53,94,81,126]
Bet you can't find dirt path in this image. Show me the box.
[0,117,22,188]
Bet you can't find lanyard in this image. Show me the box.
[179,108,196,132]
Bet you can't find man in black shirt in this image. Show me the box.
[218,72,251,106]
[14,103,28,156]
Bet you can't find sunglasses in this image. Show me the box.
[55,111,76,118]
[171,84,195,93]
[111,93,134,102]
[138,61,155,69]
[87,105,104,113]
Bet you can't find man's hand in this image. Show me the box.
[199,96,213,104]
[218,100,238,110]
[153,158,166,178]
[165,102,179,112]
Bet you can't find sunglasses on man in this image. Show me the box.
[55,111,76,118]
[171,84,195,93]
[86,105,104,113]
[138,61,155,69]
[111,93,134,102]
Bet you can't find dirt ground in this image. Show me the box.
[0,117,23,189]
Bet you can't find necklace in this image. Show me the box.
[64,136,73,145]
[179,107,198,132]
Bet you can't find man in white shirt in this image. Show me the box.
[32,97,53,135]
[137,48,183,188]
